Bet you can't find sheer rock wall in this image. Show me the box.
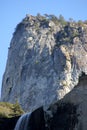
[1,15,87,112]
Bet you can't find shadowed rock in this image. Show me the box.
[0,116,20,130]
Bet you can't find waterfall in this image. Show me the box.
[14,112,31,130]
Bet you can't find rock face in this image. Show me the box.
[12,103,79,130]
[1,14,87,112]
[13,74,87,130]
[29,104,78,130]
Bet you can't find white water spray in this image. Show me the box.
[14,112,31,130]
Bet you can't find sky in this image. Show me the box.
[0,0,87,96]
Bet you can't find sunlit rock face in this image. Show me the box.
[1,14,87,111]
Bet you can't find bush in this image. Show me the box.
[0,102,24,118]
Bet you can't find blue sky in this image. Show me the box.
[0,0,87,96]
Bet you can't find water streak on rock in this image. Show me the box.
[14,112,31,130]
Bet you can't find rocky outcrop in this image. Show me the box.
[44,73,87,130]
[13,102,78,130]
[28,103,78,130]
[1,14,87,112]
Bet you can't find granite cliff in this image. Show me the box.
[1,14,87,114]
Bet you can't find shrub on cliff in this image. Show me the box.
[0,102,24,118]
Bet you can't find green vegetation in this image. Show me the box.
[13,13,87,46]
[58,14,67,25]
[55,22,80,46]
[44,14,67,26]
[0,102,24,118]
